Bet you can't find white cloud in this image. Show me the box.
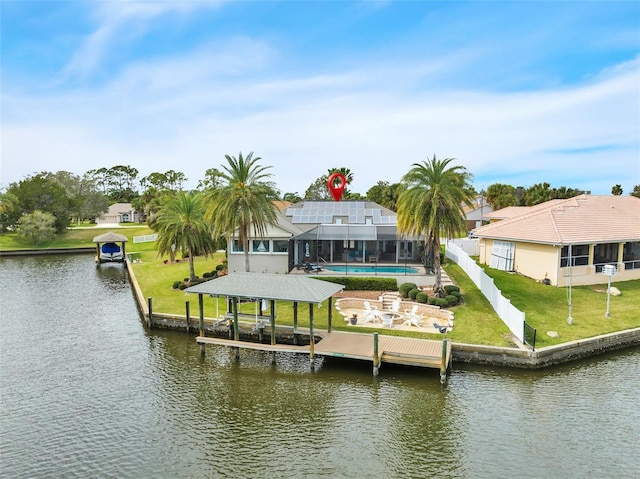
[3,34,639,195]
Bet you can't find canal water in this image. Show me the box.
[1,255,638,478]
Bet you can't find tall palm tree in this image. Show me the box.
[153,191,216,281]
[205,152,279,272]
[397,155,474,297]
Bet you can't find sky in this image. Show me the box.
[1,0,639,197]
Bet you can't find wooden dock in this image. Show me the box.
[196,330,452,382]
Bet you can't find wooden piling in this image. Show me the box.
[373,332,379,376]
[185,301,190,333]
[198,294,205,356]
[327,297,333,333]
[440,338,448,384]
[309,303,315,369]
[147,297,153,328]
[233,297,239,360]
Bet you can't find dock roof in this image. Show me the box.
[185,272,344,304]
[93,232,128,243]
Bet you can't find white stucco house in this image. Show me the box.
[472,195,640,286]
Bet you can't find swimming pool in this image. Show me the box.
[324,265,420,274]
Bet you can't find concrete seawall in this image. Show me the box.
[127,259,639,369]
[0,247,95,256]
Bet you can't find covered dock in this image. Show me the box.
[185,273,452,381]
[93,232,128,264]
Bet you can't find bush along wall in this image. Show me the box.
[313,276,398,291]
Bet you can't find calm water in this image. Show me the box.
[1,255,638,478]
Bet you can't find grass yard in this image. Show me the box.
[0,225,151,249]
[481,267,640,348]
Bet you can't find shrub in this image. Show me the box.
[444,294,459,305]
[451,291,462,299]
[203,272,211,278]
[178,283,187,290]
[408,288,420,300]
[416,292,429,303]
[427,297,438,305]
[434,298,449,307]
[215,264,225,272]
[172,280,182,289]
[312,276,397,291]
[183,277,190,282]
[399,282,418,298]
[444,284,460,294]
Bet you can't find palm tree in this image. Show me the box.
[153,191,216,281]
[397,155,474,297]
[205,152,279,272]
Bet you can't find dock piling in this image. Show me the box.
[373,332,379,376]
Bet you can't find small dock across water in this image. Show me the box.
[196,330,452,382]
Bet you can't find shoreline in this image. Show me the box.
[123,260,640,369]
[3,248,638,368]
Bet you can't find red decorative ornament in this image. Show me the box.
[327,172,346,201]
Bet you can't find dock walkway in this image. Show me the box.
[196,330,452,380]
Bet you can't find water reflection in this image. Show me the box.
[1,255,638,478]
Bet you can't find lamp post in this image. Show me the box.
[602,264,617,318]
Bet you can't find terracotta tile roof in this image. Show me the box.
[473,195,640,244]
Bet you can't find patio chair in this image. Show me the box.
[390,299,401,313]
[403,305,424,328]
[362,301,380,323]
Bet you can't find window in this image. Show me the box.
[560,244,589,267]
[232,240,243,252]
[252,240,270,253]
[273,240,289,253]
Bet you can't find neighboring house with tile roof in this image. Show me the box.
[462,194,493,230]
[472,195,640,286]
[227,200,424,274]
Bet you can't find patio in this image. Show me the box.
[335,297,454,334]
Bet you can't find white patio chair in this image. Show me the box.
[390,299,401,313]
[403,305,424,328]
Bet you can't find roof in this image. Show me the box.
[473,195,640,245]
[185,272,345,303]
[93,232,128,243]
[285,200,397,226]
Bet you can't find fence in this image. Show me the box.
[133,234,157,243]
[445,240,525,343]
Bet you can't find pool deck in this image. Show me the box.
[290,262,452,288]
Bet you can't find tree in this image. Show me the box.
[366,181,404,211]
[397,155,474,297]
[304,167,355,200]
[524,182,553,206]
[87,165,139,202]
[17,210,56,245]
[631,185,640,198]
[6,173,74,233]
[485,183,517,210]
[153,191,216,281]
[611,184,623,195]
[197,168,225,191]
[205,152,279,272]
[552,186,583,199]
[0,190,19,232]
[282,192,302,203]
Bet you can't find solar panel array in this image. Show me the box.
[286,201,397,225]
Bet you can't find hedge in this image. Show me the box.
[313,276,398,291]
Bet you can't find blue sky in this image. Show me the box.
[2,0,639,196]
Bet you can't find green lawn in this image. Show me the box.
[480,266,640,347]
[0,225,151,249]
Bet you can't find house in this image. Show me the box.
[96,203,141,225]
[462,194,493,230]
[226,200,424,274]
[472,195,640,286]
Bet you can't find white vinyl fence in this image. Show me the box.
[445,240,525,342]
[133,234,157,243]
